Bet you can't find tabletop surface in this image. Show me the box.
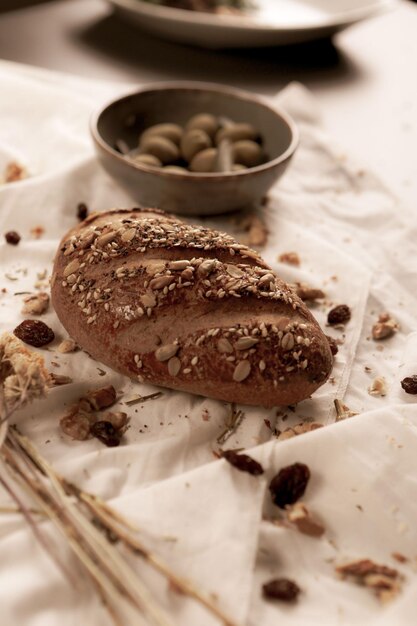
[0,0,415,209]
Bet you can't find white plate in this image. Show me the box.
[107,0,395,48]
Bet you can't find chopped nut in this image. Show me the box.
[327,304,351,325]
[336,559,401,603]
[286,502,325,537]
[400,375,417,395]
[21,292,49,315]
[262,578,300,602]
[336,559,398,579]
[293,282,325,302]
[85,385,116,411]
[372,313,399,340]
[60,408,93,441]
[57,338,78,353]
[277,421,323,441]
[222,450,264,475]
[278,251,300,266]
[49,373,73,386]
[4,231,21,245]
[101,411,129,433]
[392,553,408,564]
[4,161,26,183]
[368,376,388,396]
[239,213,268,247]
[30,226,44,239]
[269,463,310,509]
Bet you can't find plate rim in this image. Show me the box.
[108,0,396,33]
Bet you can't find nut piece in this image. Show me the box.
[327,304,351,325]
[277,421,323,441]
[155,343,179,362]
[102,411,129,433]
[400,375,417,394]
[186,113,218,139]
[21,292,50,315]
[13,319,55,347]
[233,360,251,382]
[85,385,116,411]
[140,123,183,146]
[281,332,295,351]
[132,153,162,168]
[4,231,21,245]
[286,502,325,537]
[368,376,388,396]
[294,283,325,302]
[262,578,301,602]
[372,313,399,340]
[4,161,26,183]
[269,462,310,509]
[335,559,401,603]
[222,450,264,475]
[57,338,78,353]
[232,140,263,168]
[60,410,92,441]
[278,251,300,266]
[140,136,179,164]
[189,147,218,172]
[181,129,212,162]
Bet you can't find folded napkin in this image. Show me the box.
[0,61,415,626]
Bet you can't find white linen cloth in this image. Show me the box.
[0,60,416,626]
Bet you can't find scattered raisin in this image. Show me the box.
[269,462,310,508]
[325,335,339,356]
[13,319,55,347]
[223,450,264,475]
[77,202,88,221]
[4,231,21,245]
[90,421,121,447]
[400,376,417,395]
[327,304,351,325]
[262,578,300,602]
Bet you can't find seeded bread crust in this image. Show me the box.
[51,208,333,407]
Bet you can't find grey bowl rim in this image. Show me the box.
[90,81,299,181]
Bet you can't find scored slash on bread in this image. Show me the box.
[51,208,333,406]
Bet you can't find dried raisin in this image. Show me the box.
[269,462,310,508]
[223,450,264,476]
[77,202,88,221]
[13,319,55,347]
[90,420,121,447]
[262,578,300,602]
[4,231,21,245]
[327,304,351,325]
[400,376,417,395]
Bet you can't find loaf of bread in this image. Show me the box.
[51,208,333,406]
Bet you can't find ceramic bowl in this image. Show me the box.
[90,82,298,216]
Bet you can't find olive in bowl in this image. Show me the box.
[90,82,299,216]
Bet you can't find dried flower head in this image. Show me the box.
[0,332,50,416]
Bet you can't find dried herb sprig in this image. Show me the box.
[6,427,240,626]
